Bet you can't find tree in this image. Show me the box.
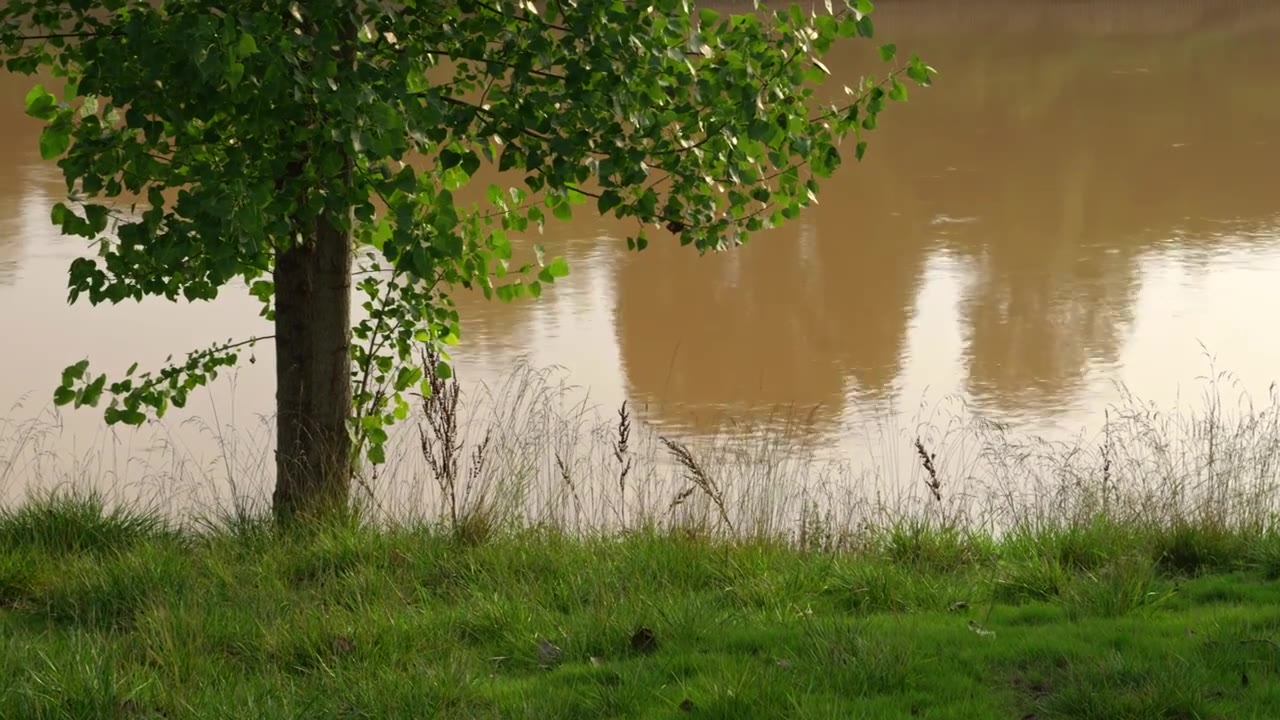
[0,0,933,520]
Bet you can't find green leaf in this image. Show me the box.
[597,190,622,215]
[368,444,386,464]
[249,280,274,302]
[907,55,934,85]
[237,33,259,56]
[79,374,106,407]
[438,148,463,169]
[105,406,147,426]
[442,166,469,191]
[366,426,389,446]
[227,61,245,88]
[487,184,505,208]
[855,141,868,161]
[879,43,896,62]
[61,360,89,386]
[392,396,410,421]
[84,204,109,233]
[490,230,512,260]
[393,365,422,392]
[889,79,908,102]
[435,361,452,380]
[23,84,56,120]
[39,125,70,160]
[551,201,572,222]
[53,385,76,406]
[546,257,570,279]
[368,217,393,251]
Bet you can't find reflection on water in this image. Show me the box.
[3,0,1280,504]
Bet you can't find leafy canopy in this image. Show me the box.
[0,0,933,463]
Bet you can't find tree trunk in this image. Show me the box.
[269,8,357,521]
[272,203,354,520]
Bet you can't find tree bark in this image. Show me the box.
[272,201,354,520]
[270,7,357,521]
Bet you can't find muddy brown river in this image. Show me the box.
[3,0,1279,514]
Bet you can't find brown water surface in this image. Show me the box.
[2,0,1279,508]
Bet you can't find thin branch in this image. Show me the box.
[115,334,275,398]
[15,30,121,42]
[474,0,572,33]
[419,48,567,81]
[810,65,911,125]
[208,335,273,354]
[436,95,574,152]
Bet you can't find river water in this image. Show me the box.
[3,0,1280,514]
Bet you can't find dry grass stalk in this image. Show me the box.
[555,451,585,529]
[667,485,696,513]
[614,401,632,528]
[660,436,735,534]
[417,344,462,530]
[915,437,942,503]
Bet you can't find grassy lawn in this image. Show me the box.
[4,498,1280,719]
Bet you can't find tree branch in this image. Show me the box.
[473,1,571,33]
[419,48,567,81]
[15,30,121,42]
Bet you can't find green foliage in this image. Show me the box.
[0,1,933,465]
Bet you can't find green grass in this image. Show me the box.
[4,497,1280,718]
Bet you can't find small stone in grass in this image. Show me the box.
[967,620,996,638]
[679,698,695,713]
[631,626,658,653]
[537,639,563,668]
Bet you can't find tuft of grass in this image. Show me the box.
[1060,557,1178,620]
[882,521,994,571]
[992,557,1071,605]
[1150,521,1250,575]
[0,490,174,556]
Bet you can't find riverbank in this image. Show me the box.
[3,495,1280,718]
